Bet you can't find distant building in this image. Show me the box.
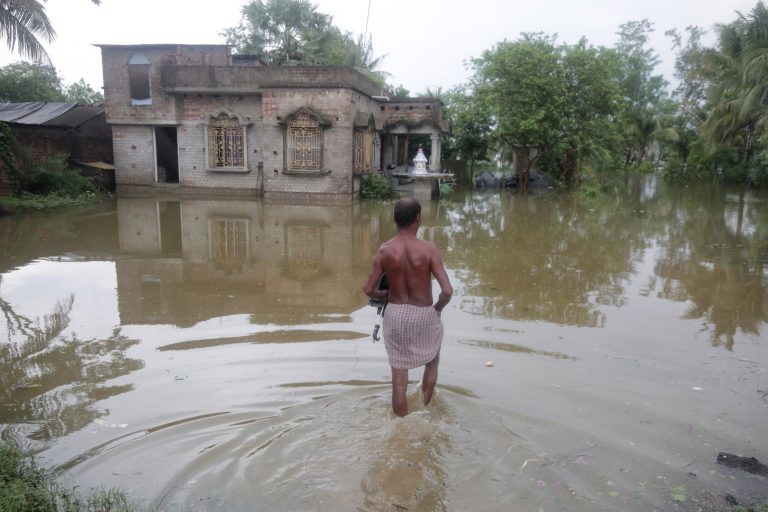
[0,102,113,196]
[97,44,449,199]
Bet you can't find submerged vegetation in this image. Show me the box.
[0,441,153,512]
[443,1,768,191]
[0,124,102,214]
[360,172,398,200]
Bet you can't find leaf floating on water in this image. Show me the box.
[94,418,128,428]
[670,485,687,502]
[14,383,42,390]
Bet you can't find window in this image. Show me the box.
[353,127,373,174]
[286,112,321,171]
[209,218,249,262]
[128,53,151,105]
[207,113,245,169]
[285,225,323,280]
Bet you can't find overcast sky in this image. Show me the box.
[0,0,759,96]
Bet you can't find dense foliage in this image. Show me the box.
[360,172,398,200]
[223,0,388,85]
[0,62,102,103]
[444,1,768,189]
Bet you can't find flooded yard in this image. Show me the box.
[1,177,767,511]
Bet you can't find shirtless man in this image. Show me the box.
[363,197,453,416]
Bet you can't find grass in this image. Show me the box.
[0,191,102,213]
[0,441,154,512]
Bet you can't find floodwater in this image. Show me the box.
[1,177,767,511]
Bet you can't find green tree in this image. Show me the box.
[557,39,623,184]
[664,26,710,174]
[471,33,565,190]
[63,78,103,104]
[701,1,768,173]
[0,0,101,63]
[0,61,64,102]
[615,20,669,167]
[223,0,334,65]
[442,85,492,173]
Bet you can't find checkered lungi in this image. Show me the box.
[382,303,443,370]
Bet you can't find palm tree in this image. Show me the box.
[224,0,332,65]
[0,0,100,63]
[0,0,55,62]
[702,1,768,161]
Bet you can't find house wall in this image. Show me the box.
[10,118,112,164]
[101,44,445,198]
[101,45,230,125]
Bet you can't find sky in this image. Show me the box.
[0,0,760,97]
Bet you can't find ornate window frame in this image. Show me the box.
[280,108,331,174]
[353,113,377,174]
[204,110,250,172]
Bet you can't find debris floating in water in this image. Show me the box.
[485,360,494,367]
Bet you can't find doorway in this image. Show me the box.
[155,127,179,183]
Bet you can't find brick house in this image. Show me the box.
[97,44,449,199]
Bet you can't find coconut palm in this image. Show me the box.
[0,0,100,63]
[0,0,55,62]
[702,1,768,160]
[224,0,332,65]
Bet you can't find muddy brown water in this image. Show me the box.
[1,177,767,511]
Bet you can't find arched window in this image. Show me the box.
[286,112,321,171]
[207,112,245,168]
[128,53,151,105]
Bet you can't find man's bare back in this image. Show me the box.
[363,197,452,416]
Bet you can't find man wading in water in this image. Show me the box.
[363,197,453,416]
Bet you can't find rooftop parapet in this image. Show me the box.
[160,65,384,97]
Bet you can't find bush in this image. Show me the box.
[360,172,398,200]
[19,155,98,197]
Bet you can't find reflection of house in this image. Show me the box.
[0,102,113,195]
[97,44,449,198]
[115,198,381,326]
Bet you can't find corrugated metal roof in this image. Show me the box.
[0,102,49,122]
[45,105,104,127]
[0,102,104,127]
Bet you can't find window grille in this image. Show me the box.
[287,112,320,171]
[353,127,373,174]
[208,113,244,168]
[210,218,249,262]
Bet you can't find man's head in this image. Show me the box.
[394,197,421,229]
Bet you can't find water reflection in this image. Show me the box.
[437,192,641,327]
[434,179,768,346]
[0,288,142,445]
[0,180,767,511]
[115,198,383,327]
[648,185,768,349]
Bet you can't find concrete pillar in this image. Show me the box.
[429,134,441,171]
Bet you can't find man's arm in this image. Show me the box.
[362,249,388,302]
[430,247,453,313]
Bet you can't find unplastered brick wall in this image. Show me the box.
[112,125,155,185]
[101,46,229,125]
[261,88,362,196]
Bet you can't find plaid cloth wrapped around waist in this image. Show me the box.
[382,303,443,370]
